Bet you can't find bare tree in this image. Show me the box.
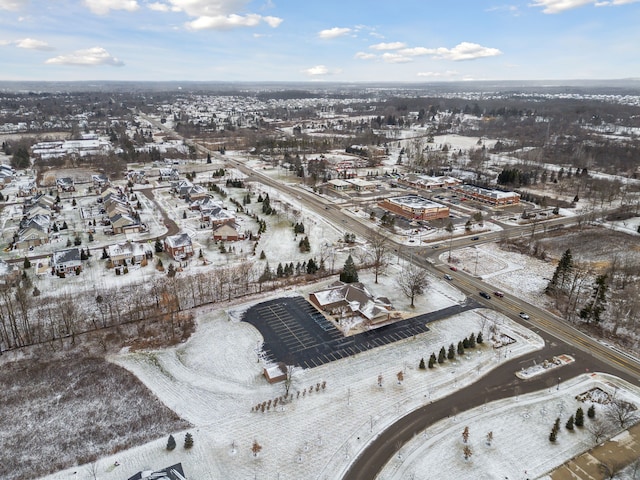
[251,440,262,457]
[397,264,429,308]
[606,398,637,428]
[588,420,609,444]
[367,229,390,283]
[463,445,472,460]
[462,426,470,443]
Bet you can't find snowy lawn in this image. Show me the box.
[40,268,544,480]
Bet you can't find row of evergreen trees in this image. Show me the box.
[419,332,483,369]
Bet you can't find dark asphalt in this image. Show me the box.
[342,326,637,480]
[242,296,481,369]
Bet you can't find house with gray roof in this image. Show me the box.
[52,247,82,276]
[164,232,194,261]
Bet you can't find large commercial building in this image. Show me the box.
[453,185,520,205]
[378,195,449,221]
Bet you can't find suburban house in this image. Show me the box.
[17,180,38,197]
[127,463,186,480]
[164,232,194,261]
[107,241,150,267]
[56,177,75,192]
[15,215,50,249]
[0,259,20,288]
[0,167,13,185]
[51,247,82,276]
[110,213,142,234]
[91,173,110,189]
[309,281,392,324]
[158,167,179,181]
[213,223,244,241]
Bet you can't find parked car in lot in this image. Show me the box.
[449,266,458,271]
[519,312,530,320]
[444,274,452,281]
[493,291,504,298]
[479,291,491,299]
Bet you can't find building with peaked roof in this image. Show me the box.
[213,223,244,241]
[164,232,194,261]
[51,247,82,276]
[107,241,150,267]
[127,463,186,480]
[0,259,20,288]
[56,177,75,192]
[453,184,520,205]
[378,194,449,221]
[309,281,392,324]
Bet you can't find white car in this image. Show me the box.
[519,312,530,320]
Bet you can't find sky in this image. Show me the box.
[0,0,639,83]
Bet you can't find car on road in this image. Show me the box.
[493,291,504,298]
[519,312,530,320]
[431,245,440,249]
[479,291,491,299]
[471,236,480,240]
[449,266,458,271]
[444,274,452,281]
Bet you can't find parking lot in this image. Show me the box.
[242,296,479,369]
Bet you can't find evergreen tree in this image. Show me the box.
[579,274,608,323]
[587,404,596,419]
[184,432,194,449]
[438,346,446,364]
[102,247,108,259]
[447,343,455,360]
[307,258,318,274]
[428,353,436,368]
[155,239,163,253]
[167,263,176,278]
[419,357,426,370]
[547,249,573,294]
[23,257,31,269]
[277,263,284,277]
[206,152,211,164]
[299,236,311,253]
[62,221,68,230]
[167,434,176,451]
[340,255,359,283]
[477,331,483,344]
[575,407,584,427]
[566,415,574,430]
[463,337,470,349]
[468,333,476,348]
[260,250,266,260]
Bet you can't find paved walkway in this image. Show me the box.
[549,421,640,479]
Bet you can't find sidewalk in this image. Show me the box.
[549,421,640,479]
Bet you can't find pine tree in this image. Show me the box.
[457,341,465,355]
[339,254,359,283]
[260,250,266,260]
[419,357,426,370]
[575,407,584,427]
[166,434,176,451]
[167,263,176,278]
[184,432,193,449]
[547,248,573,294]
[587,404,596,419]
[579,274,608,323]
[447,343,455,360]
[428,353,436,368]
[468,333,476,348]
[23,257,31,269]
[477,331,483,344]
[155,239,163,253]
[438,347,446,364]
[566,415,574,430]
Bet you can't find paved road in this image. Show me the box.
[343,331,636,480]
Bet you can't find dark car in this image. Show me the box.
[493,291,504,298]
[472,236,480,240]
[479,291,491,300]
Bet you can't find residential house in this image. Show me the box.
[110,213,141,234]
[172,179,193,198]
[91,173,110,189]
[127,463,186,480]
[17,180,38,197]
[14,214,50,249]
[56,177,75,192]
[213,223,244,241]
[158,167,179,181]
[0,259,20,288]
[309,281,392,324]
[107,241,149,267]
[164,232,194,260]
[51,247,82,276]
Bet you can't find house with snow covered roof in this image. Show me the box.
[127,463,186,480]
[56,177,75,192]
[0,259,20,288]
[15,215,50,249]
[309,281,392,324]
[378,194,449,221]
[213,223,244,241]
[107,241,150,267]
[110,213,141,234]
[164,232,194,261]
[91,173,110,189]
[51,247,82,276]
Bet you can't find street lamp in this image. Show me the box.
[556,377,561,391]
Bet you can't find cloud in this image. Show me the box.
[15,38,53,50]
[381,52,413,63]
[186,13,281,30]
[147,1,170,11]
[0,0,28,11]
[163,0,251,16]
[417,70,458,78]
[530,0,639,13]
[83,0,139,15]
[430,42,502,61]
[354,51,376,60]
[302,65,335,76]
[370,41,406,51]
[318,27,351,39]
[45,47,124,66]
